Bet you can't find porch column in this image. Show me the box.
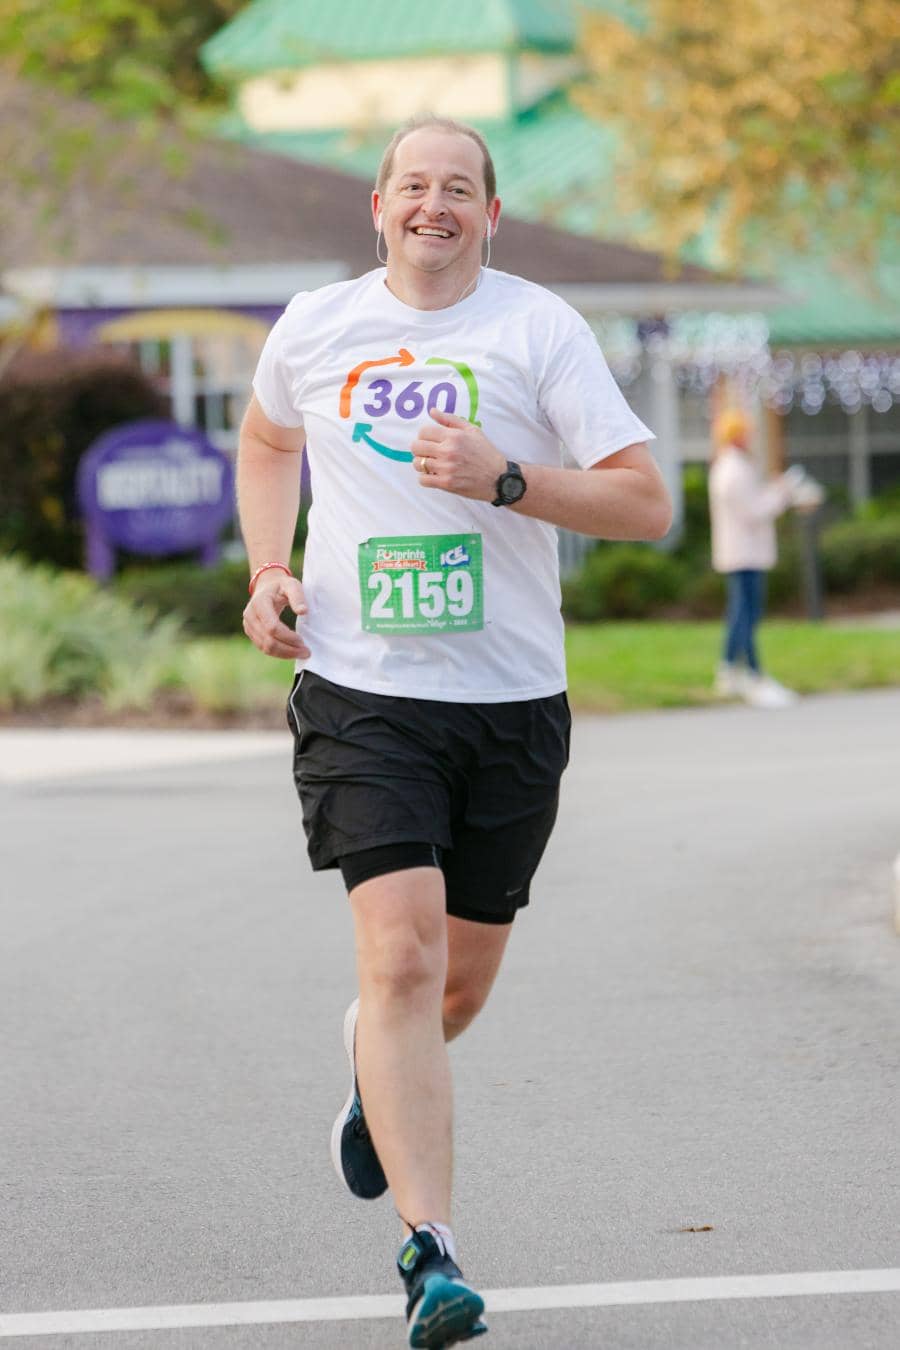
[848,405,870,507]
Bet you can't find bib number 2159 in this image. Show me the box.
[358,534,483,634]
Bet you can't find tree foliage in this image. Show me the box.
[576,1,900,269]
[0,0,243,120]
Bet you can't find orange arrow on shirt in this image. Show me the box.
[339,348,415,419]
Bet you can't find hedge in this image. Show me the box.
[820,515,900,592]
[114,552,304,638]
[562,544,685,620]
[562,507,900,622]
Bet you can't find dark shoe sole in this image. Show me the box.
[407,1274,486,1348]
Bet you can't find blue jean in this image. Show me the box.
[723,570,766,672]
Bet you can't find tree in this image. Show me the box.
[0,0,244,119]
[0,1,244,363]
[576,0,900,270]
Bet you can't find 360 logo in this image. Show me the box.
[339,350,480,462]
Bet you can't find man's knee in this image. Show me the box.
[366,931,445,1003]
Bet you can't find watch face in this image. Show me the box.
[500,473,526,504]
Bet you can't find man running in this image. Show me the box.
[239,115,671,1348]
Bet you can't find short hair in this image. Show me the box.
[375,116,497,202]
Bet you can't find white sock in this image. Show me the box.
[415,1222,458,1264]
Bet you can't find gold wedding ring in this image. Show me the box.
[418,456,430,474]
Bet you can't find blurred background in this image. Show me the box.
[1,0,898,722]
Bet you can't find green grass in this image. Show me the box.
[171,621,900,716]
[565,621,900,712]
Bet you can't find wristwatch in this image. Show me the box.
[492,460,527,507]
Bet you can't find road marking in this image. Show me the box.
[1,1268,898,1337]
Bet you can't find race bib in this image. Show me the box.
[358,534,483,635]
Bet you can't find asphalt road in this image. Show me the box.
[2,690,899,1348]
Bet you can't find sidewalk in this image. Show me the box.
[0,727,289,784]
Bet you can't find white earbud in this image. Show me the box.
[376,213,383,230]
[485,217,493,239]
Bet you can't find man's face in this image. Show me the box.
[372,129,499,279]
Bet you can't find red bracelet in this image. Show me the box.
[248,561,293,596]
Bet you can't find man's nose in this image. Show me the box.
[422,187,447,215]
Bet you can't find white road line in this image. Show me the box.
[1,1268,898,1338]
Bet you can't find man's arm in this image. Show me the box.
[411,409,672,540]
[511,443,671,539]
[237,394,310,658]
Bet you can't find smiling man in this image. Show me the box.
[238,116,670,1348]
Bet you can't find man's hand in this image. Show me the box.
[242,572,310,659]
[410,407,507,501]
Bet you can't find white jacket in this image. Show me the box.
[708,447,794,573]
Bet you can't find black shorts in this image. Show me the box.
[286,670,571,924]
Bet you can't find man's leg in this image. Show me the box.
[443,915,513,1042]
[350,865,452,1225]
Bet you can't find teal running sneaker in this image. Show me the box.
[398,1229,487,1348]
[330,998,388,1199]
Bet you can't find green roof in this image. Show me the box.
[766,257,900,347]
[202,0,577,78]
[217,98,631,237]
[205,1,898,348]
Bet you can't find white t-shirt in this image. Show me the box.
[252,267,654,702]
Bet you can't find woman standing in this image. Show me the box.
[709,409,822,709]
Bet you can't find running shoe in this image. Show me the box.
[398,1229,487,1348]
[330,997,388,1199]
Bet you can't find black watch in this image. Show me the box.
[492,460,527,507]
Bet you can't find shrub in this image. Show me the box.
[0,556,181,710]
[855,485,900,521]
[0,349,166,568]
[115,550,305,637]
[116,558,254,638]
[820,516,900,592]
[680,568,725,617]
[675,463,713,567]
[562,544,685,621]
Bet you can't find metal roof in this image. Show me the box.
[201,0,578,78]
[201,0,897,347]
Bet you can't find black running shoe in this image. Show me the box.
[398,1229,487,1348]
[330,998,388,1200]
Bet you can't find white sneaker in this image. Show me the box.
[742,674,798,709]
[714,662,744,697]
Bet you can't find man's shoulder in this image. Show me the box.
[486,269,583,323]
[282,270,379,323]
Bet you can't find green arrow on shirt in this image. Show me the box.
[352,422,413,462]
[425,358,481,427]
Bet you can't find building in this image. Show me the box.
[1,74,780,551]
[201,0,900,504]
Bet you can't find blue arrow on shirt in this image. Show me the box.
[352,422,413,463]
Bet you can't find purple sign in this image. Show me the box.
[77,420,234,578]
